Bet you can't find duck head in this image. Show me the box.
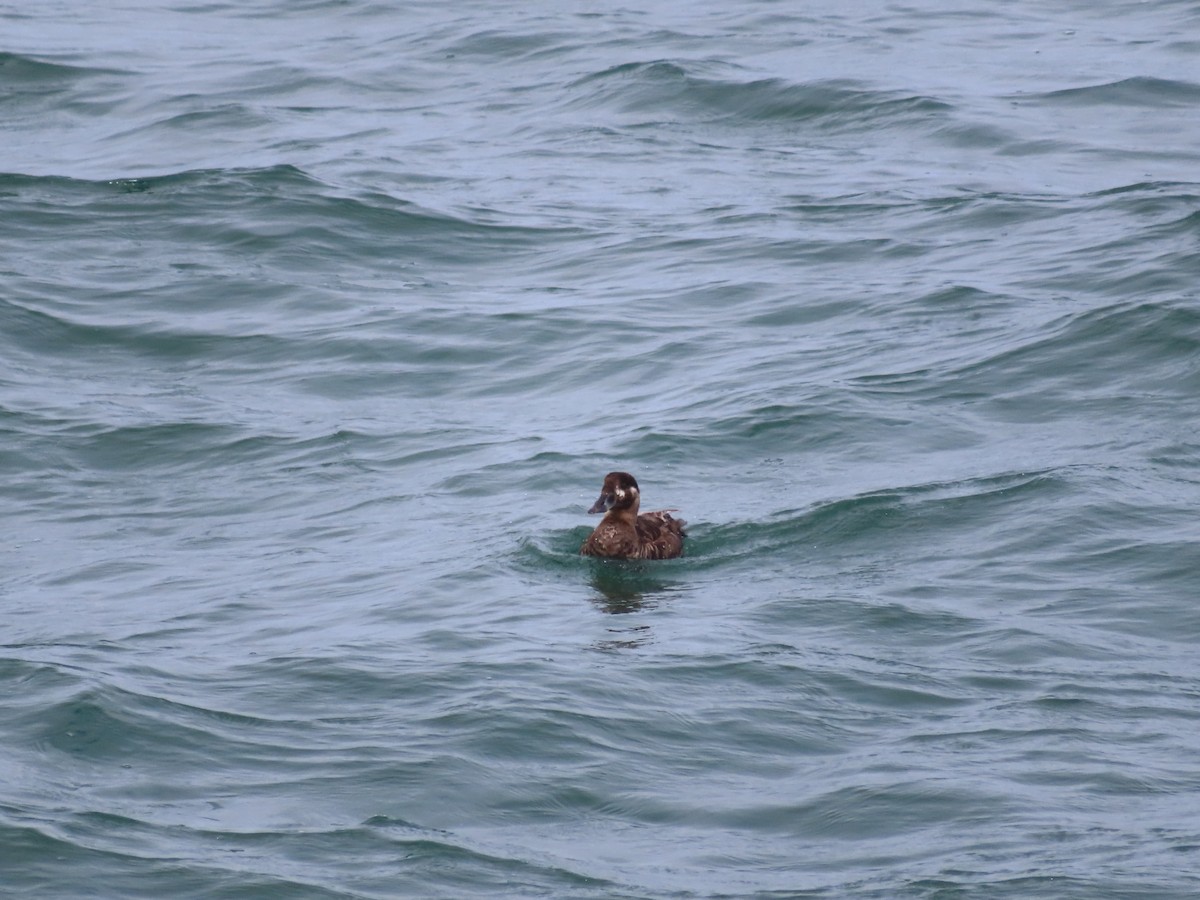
[588,471,640,515]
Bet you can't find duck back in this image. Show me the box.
[581,509,686,560]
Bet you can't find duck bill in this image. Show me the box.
[588,492,614,515]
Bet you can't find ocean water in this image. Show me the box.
[3,1,1200,897]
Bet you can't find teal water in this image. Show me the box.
[3,2,1200,897]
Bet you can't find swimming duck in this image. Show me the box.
[580,471,686,560]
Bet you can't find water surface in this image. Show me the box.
[3,2,1200,897]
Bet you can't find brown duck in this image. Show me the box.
[580,471,686,560]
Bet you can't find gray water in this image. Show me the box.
[3,2,1200,897]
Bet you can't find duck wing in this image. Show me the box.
[634,510,686,559]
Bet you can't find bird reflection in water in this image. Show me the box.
[585,560,682,649]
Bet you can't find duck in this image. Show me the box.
[580,471,686,560]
